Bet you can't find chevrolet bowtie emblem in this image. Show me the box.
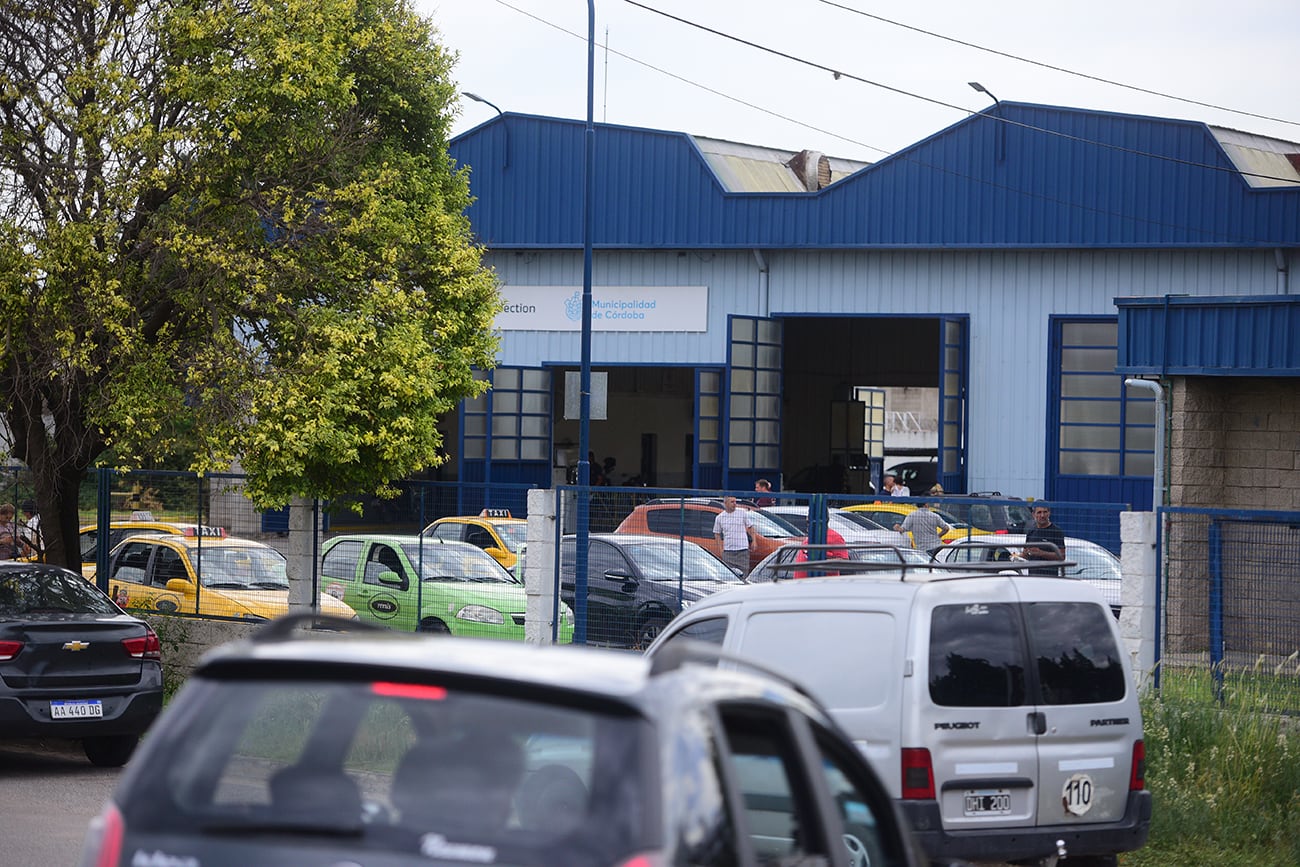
[62,641,90,652]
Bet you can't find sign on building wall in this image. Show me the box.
[495,286,709,332]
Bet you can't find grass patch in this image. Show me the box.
[1124,665,1300,867]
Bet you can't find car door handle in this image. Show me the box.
[1028,711,1047,735]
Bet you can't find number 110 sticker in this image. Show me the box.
[1062,773,1094,816]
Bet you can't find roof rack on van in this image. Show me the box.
[648,637,820,703]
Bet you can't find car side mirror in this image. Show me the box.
[378,570,404,586]
[603,569,637,583]
[166,579,193,594]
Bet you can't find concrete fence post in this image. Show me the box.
[524,488,560,645]
[1120,511,1158,687]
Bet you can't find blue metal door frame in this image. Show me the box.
[938,315,969,494]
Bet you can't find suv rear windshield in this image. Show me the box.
[928,601,1126,707]
[119,675,656,865]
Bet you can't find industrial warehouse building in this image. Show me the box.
[444,102,1300,511]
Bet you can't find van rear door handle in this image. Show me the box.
[1029,711,1047,735]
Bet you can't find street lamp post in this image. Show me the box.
[968,81,1005,162]
[463,92,510,169]
[573,0,596,644]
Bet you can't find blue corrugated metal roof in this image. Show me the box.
[1117,295,1300,375]
[449,104,1300,250]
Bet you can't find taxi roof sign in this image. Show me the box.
[479,508,513,518]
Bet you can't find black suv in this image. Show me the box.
[81,615,935,867]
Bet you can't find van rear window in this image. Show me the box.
[929,601,1124,707]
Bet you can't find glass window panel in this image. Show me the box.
[945,319,962,341]
[700,443,719,463]
[493,392,519,414]
[730,421,754,443]
[1061,321,1117,346]
[732,344,755,368]
[699,396,719,417]
[944,372,959,394]
[491,440,519,460]
[1061,399,1121,424]
[755,421,779,445]
[756,446,780,467]
[464,416,486,437]
[731,369,755,394]
[756,371,781,394]
[1125,452,1154,476]
[757,346,781,369]
[755,396,780,420]
[1125,397,1155,425]
[730,396,754,418]
[521,440,548,461]
[732,319,755,342]
[522,369,549,390]
[943,396,961,418]
[729,448,753,470]
[491,416,519,437]
[757,319,780,342]
[1060,424,1120,450]
[520,417,548,437]
[1061,374,1121,398]
[464,439,485,459]
[465,394,486,412]
[1059,451,1121,475]
[1125,427,1155,451]
[1061,348,1118,373]
[521,393,549,413]
[699,371,720,393]
[945,347,961,369]
[943,449,959,473]
[699,419,719,440]
[494,369,520,390]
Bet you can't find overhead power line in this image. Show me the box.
[620,0,1300,184]
[812,0,1300,130]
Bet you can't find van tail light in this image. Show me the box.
[121,628,161,661]
[0,640,23,661]
[901,748,936,800]
[1129,740,1146,791]
[82,801,124,867]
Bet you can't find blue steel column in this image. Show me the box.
[573,0,596,644]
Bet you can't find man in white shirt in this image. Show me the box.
[883,474,911,497]
[712,496,757,575]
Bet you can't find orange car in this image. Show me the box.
[613,498,802,571]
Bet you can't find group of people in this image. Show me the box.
[0,500,43,561]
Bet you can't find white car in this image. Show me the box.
[933,535,1123,615]
[762,504,909,548]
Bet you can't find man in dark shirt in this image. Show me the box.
[1023,504,1065,576]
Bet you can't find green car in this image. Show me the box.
[320,534,573,642]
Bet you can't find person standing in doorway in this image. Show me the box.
[1023,504,1066,575]
[753,479,775,507]
[712,496,757,576]
[894,502,951,556]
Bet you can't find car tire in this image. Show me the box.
[83,734,139,768]
[633,614,669,649]
[417,618,450,634]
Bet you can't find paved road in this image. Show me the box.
[0,740,120,866]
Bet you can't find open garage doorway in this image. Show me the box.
[778,316,965,495]
[550,366,698,489]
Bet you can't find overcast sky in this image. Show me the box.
[418,0,1300,163]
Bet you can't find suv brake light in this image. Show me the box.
[83,801,124,867]
[0,640,23,661]
[122,628,161,660]
[1130,739,1146,790]
[901,747,936,799]
[615,854,665,867]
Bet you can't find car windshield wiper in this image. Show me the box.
[249,581,289,590]
[203,581,251,589]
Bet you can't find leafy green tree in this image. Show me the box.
[0,0,499,568]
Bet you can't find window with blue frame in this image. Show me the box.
[463,368,551,462]
[1057,320,1154,477]
[728,319,781,471]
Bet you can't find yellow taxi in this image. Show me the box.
[99,533,356,621]
[841,501,992,548]
[422,509,527,571]
[80,511,228,579]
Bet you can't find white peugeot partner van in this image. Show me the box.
[646,555,1151,866]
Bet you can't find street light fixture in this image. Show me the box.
[968,81,1005,162]
[463,92,510,169]
[967,81,1000,106]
